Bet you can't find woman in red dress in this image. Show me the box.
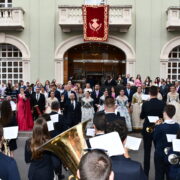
[17,88,34,131]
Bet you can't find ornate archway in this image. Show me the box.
[55,35,135,83]
[160,36,180,79]
[0,33,30,82]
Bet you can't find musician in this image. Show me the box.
[91,84,103,112]
[140,86,165,177]
[103,97,126,125]
[106,120,147,180]
[0,125,21,180]
[64,93,81,128]
[153,105,180,180]
[77,149,114,180]
[0,100,18,156]
[165,129,180,180]
[31,87,46,120]
[25,118,61,180]
[49,101,67,137]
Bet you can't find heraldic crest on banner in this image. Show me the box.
[82,5,109,42]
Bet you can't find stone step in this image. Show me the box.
[18,131,32,138]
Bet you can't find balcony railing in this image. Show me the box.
[58,5,132,32]
[0,7,25,31]
[166,7,180,31]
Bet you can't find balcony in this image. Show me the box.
[166,7,180,31]
[0,8,25,31]
[58,5,132,32]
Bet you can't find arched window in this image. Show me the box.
[0,43,23,84]
[168,46,180,82]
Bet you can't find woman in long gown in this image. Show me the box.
[132,86,143,130]
[167,85,180,123]
[116,89,132,131]
[17,88,33,131]
[81,91,94,123]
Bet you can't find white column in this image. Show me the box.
[160,60,168,79]
[55,58,64,84]
[126,59,136,77]
[23,59,30,82]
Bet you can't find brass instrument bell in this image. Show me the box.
[38,120,90,179]
[168,154,180,165]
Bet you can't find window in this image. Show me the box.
[168,46,180,82]
[0,44,23,84]
[84,0,106,5]
[0,0,12,8]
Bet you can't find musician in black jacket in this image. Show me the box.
[153,105,180,180]
[49,101,67,137]
[140,86,165,177]
[31,87,46,120]
[106,120,147,180]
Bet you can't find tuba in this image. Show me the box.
[1,140,11,157]
[38,120,90,180]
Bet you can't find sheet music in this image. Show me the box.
[3,126,18,140]
[86,128,95,137]
[47,121,54,131]
[125,136,142,151]
[89,132,125,156]
[172,139,180,152]
[141,94,150,101]
[50,114,59,123]
[166,134,177,143]
[148,116,159,123]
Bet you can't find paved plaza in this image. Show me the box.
[14,133,155,180]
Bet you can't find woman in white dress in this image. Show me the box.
[167,85,180,123]
[84,83,92,93]
[116,89,132,131]
[132,86,143,130]
[45,91,58,114]
[81,91,94,122]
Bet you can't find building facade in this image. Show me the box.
[0,0,180,84]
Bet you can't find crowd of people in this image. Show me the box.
[0,74,180,180]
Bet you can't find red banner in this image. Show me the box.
[82,5,109,42]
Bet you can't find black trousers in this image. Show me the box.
[154,153,169,180]
[143,132,153,177]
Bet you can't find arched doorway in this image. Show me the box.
[55,35,136,84]
[63,43,126,84]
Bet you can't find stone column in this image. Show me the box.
[55,58,64,84]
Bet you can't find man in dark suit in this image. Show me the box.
[142,84,149,95]
[125,83,134,103]
[104,75,117,87]
[140,86,165,178]
[31,87,46,120]
[64,93,81,128]
[106,120,147,180]
[160,80,169,102]
[0,125,21,180]
[91,84,103,112]
[153,105,180,180]
[175,81,180,98]
[63,84,77,103]
[123,74,130,86]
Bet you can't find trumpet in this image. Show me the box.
[168,154,180,165]
[146,119,163,133]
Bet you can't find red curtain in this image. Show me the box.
[82,5,109,42]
